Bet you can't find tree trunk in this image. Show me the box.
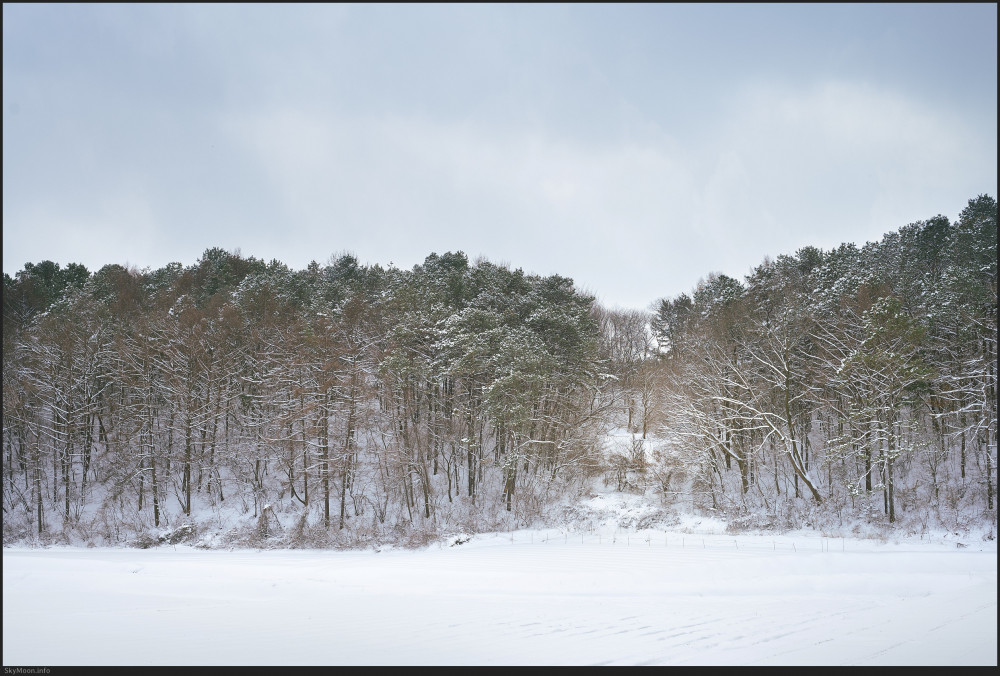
[183,410,192,516]
[320,401,330,528]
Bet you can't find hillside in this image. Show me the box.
[2,196,996,548]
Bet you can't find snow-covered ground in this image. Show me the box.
[4,505,996,667]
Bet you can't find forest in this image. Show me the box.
[2,194,996,547]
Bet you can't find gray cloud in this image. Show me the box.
[3,4,996,310]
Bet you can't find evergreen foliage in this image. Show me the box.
[2,195,995,545]
[3,250,608,544]
[651,195,996,528]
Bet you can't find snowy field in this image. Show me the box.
[4,527,996,666]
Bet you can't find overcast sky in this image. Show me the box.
[3,4,996,311]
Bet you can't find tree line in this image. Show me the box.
[4,250,611,545]
[2,194,995,544]
[645,194,996,531]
